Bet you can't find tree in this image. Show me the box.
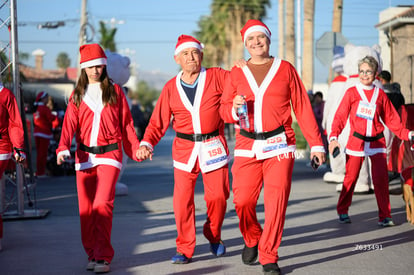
[278,0,285,59]
[99,21,117,52]
[196,14,227,68]
[197,0,270,69]
[302,0,315,90]
[284,0,295,65]
[132,80,161,111]
[56,52,71,69]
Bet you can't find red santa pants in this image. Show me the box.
[35,136,50,176]
[173,161,229,258]
[337,153,391,220]
[401,168,413,189]
[0,159,9,239]
[76,165,120,263]
[232,153,294,265]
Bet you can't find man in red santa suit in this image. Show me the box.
[137,35,230,264]
[56,43,141,273]
[0,80,26,251]
[220,20,326,275]
[329,55,414,227]
[33,91,59,177]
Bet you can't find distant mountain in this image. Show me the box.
[136,69,176,90]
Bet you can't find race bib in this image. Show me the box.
[261,132,288,153]
[200,137,227,167]
[356,101,376,120]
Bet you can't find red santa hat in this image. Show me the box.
[79,43,107,69]
[174,35,204,56]
[240,19,271,45]
[35,91,48,105]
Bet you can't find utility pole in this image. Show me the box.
[330,0,343,82]
[332,0,343,33]
[77,0,87,76]
[9,0,25,216]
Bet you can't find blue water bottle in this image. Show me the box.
[238,96,250,130]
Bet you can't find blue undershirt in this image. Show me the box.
[180,77,199,105]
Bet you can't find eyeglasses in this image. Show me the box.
[359,70,374,76]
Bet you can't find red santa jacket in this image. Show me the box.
[330,83,411,157]
[33,103,59,139]
[388,104,414,172]
[140,67,230,173]
[56,83,140,170]
[0,86,25,160]
[220,58,324,159]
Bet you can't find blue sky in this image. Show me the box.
[15,0,414,83]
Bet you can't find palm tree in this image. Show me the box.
[302,0,315,90]
[278,0,285,59]
[285,0,295,65]
[196,15,227,68]
[99,21,117,52]
[197,0,270,69]
[56,52,71,69]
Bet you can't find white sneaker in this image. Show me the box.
[94,260,110,273]
[115,182,128,196]
[323,172,345,183]
[86,260,96,271]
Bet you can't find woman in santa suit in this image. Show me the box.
[33,91,59,177]
[0,80,26,251]
[137,35,230,264]
[56,44,140,273]
[220,20,326,274]
[329,55,414,227]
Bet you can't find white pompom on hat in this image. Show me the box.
[174,35,204,56]
[240,19,271,45]
[79,43,107,69]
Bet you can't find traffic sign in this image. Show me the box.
[316,32,348,67]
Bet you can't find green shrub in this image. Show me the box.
[292,122,307,149]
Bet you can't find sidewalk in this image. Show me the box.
[1,131,413,274]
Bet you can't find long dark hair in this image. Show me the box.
[72,66,117,107]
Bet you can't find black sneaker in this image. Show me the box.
[242,244,258,265]
[338,214,351,224]
[262,263,281,275]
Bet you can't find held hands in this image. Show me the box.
[136,145,153,161]
[233,95,246,113]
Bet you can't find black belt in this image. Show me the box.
[79,143,119,154]
[353,131,384,142]
[176,129,220,142]
[240,125,285,140]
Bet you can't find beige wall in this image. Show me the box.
[391,24,414,104]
